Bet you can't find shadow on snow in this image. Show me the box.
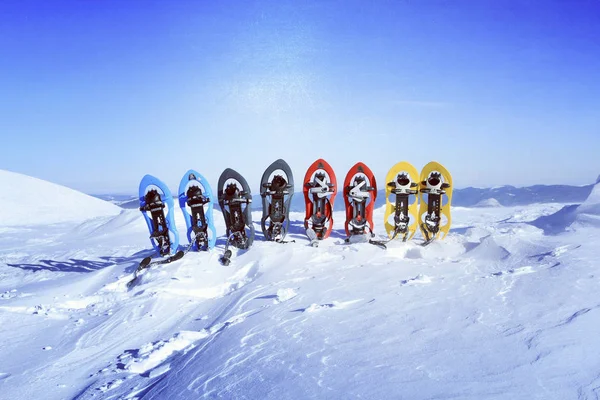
[7,251,150,274]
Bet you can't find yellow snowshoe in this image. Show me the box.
[384,161,420,241]
[418,161,453,244]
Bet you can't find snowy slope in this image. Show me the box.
[0,170,121,226]
[1,175,600,400]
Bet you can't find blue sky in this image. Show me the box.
[1,0,599,194]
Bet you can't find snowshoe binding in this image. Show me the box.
[384,161,420,242]
[303,159,337,246]
[260,159,294,243]
[139,175,179,257]
[178,170,217,251]
[217,168,255,265]
[418,161,453,245]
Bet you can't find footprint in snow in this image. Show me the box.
[256,288,298,304]
[0,289,18,300]
[98,378,124,393]
[490,266,535,277]
[530,244,581,262]
[292,299,364,313]
[400,274,432,285]
[553,244,581,256]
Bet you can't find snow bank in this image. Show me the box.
[0,170,121,226]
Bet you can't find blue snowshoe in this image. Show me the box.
[139,175,179,256]
[178,170,217,251]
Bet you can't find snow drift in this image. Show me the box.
[0,170,121,226]
[529,175,600,234]
[573,176,600,228]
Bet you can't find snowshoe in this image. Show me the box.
[343,162,377,239]
[384,161,420,242]
[127,250,185,288]
[139,175,179,256]
[418,161,453,244]
[260,159,294,242]
[178,170,217,251]
[303,159,337,244]
[217,168,255,264]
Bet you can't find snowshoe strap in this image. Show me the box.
[308,176,334,198]
[348,180,372,200]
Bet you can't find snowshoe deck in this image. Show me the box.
[139,175,179,256]
[260,159,294,242]
[418,161,453,243]
[178,170,216,251]
[303,159,337,242]
[384,161,420,242]
[343,162,377,238]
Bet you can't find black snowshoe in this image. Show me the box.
[185,184,211,250]
[217,168,255,265]
[260,159,294,243]
[139,189,171,256]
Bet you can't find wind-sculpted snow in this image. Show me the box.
[0,169,121,226]
[574,180,600,228]
[1,184,600,399]
[530,180,600,234]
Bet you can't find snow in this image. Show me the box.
[1,172,600,399]
[0,169,121,226]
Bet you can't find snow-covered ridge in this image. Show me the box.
[0,170,121,226]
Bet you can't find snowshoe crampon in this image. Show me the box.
[260,159,294,242]
[218,168,255,264]
[178,170,216,251]
[344,162,377,238]
[418,161,453,244]
[384,161,419,241]
[139,174,179,256]
[303,159,337,242]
